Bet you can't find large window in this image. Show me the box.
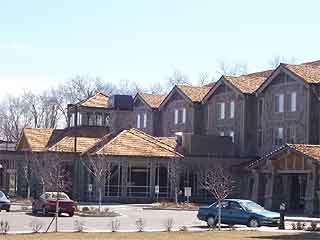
[289,92,297,112]
[137,114,141,128]
[70,113,75,127]
[182,108,186,123]
[230,101,235,119]
[97,114,102,126]
[174,109,179,125]
[77,112,82,126]
[275,94,284,113]
[286,126,296,143]
[174,108,186,125]
[217,102,225,120]
[143,113,147,128]
[275,127,284,146]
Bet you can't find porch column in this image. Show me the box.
[149,161,156,200]
[264,169,275,210]
[304,164,316,216]
[251,171,259,202]
[121,161,128,199]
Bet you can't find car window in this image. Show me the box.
[229,201,243,210]
[0,191,4,198]
[220,201,229,208]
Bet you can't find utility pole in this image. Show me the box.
[55,168,60,232]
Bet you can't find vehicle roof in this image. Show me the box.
[225,199,253,203]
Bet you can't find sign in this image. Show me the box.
[184,187,191,197]
[155,185,160,194]
[88,184,93,192]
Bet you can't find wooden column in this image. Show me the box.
[264,169,275,210]
[251,170,259,202]
[121,161,128,199]
[149,161,156,200]
[304,164,316,216]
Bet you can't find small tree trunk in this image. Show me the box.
[27,185,31,199]
[99,187,102,212]
[175,186,178,204]
[218,201,221,231]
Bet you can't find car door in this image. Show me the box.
[218,201,231,224]
[228,201,250,225]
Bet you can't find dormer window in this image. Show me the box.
[70,113,75,127]
[217,102,225,120]
[137,114,141,128]
[143,113,147,128]
[275,94,284,113]
[182,108,186,123]
[230,101,235,119]
[174,108,186,125]
[174,109,179,125]
[77,112,82,126]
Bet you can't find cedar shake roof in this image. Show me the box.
[177,85,211,102]
[93,128,182,158]
[283,64,320,84]
[156,137,177,149]
[287,144,320,161]
[245,69,273,78]
[223,75,267,94]
[302,60,320,66]
[137,92,166,108]
[18,127,110,153]
[78,92,110,108]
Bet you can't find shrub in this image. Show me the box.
[291,222,296,230]
[111,218,120,232]
[296,222,306,230]
[179,225,188,232]
[135,217,145,232]
[29,220,43,233]
[164,218,174,232]
[307,221,320,232]
[82,207,90,212]
[0,220,9,234]
[74,219,85,232]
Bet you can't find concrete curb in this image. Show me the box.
[143,207,197,211]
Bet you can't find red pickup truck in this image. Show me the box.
[32,192,76,217]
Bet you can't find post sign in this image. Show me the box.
[155,185,160,194]
[88,184,93,192]
[184,187,191,197]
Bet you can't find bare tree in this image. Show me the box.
[82,154,112,212]
[201,166,233,230]
[217,60,248,76]
[268,56,297,68]
[148,82,166,94]
[166,70,189,90]
[168,159,181,204]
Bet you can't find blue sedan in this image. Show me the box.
[197,199,280,228]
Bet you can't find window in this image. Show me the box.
[275,94,284,113]
[258,99,263,118]
[275,127,284,146]
[88,114,96,126]
[143,113,147,128]
[257,129,263,147]
[182,108,186,123]
[70,113,75,127]
[230,101,235,119]
[287,127,296,143]
[97,114,102,126]
[229,131,235,143]
[137,114,141,128]
[105,115,110,127]
[77,112,82,126]
[290,92,297,112]
[174,109,179,125]
[219,131,225,136]
[217,102,225,120]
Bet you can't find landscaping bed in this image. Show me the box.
[75,207,120,217]
[151,202,200,210]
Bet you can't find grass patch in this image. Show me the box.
[2,231,320,240]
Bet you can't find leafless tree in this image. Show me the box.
[82,154,112,212]
[168,159,181,204]
[217,60,248,76]
[148,82,166,94]
[268,56,297,68]
[201,166,233,230]
[166,70,189,90]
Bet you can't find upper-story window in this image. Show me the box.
[217,102,225,120]
[286,126,296,143]
[70,113,75,127]
[258,99,263,118]
[229,131,235,143]
[229,101,235,119]
[88,114,96,126]
[174,108,186,125]
[97,114,102,126]
[275,127,284,146]
[137,114,141,128]
[289,92,297,112]
[275,94,284,113]
[143,113,147,128]
[77,112,82,126]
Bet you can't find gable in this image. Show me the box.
[133,97,147,108]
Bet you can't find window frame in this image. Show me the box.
[217,102,225,120]
[137,114,141,129]
[143,113,147,128]
[290,92,297,112]
[230,101,235,119]
[275,94,284,113]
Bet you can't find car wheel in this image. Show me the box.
[207,216,217,228]
[5,209,9,212]
[69,212,74,217]
[247,218,260,228]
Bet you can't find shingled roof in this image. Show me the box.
[177,85,211,102]
[287,144,320,161]
[283,64,320,84]
[223,75,268,94]
[93,128,182,158]
[78,92,110,108]
[136,92,166,108]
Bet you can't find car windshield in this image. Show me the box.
[241,201,264,212]
[48,193,70,200]
[0,191,4,198]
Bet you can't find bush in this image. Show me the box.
[307,221,320,232]
[291,222,297,230]
[135,217,145,232]
[74,219,85,232]
[111,218,120,232]
[82,207,90,212]
[29,220,43,233]
[164,218,174,232]
[296,222,306,230]
[0,220,9,234]
[179,225,188,232]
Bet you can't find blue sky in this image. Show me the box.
[1,0,320,95]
